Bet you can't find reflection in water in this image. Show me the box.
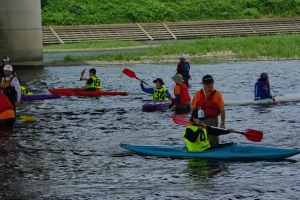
[184,158,227,180]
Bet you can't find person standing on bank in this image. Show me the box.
[190,75,225,145]
[76,68,101,91]
[1,65,21,114]
[169,74,191,111]
[254,72,275,101]
[177,54,190,86]
[140,78,172,100]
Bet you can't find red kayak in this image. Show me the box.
[48,88,128,96]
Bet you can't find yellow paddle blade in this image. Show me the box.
[27,92,34,95]
[19,115,37,122]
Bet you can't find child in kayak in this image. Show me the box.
[76,68,101,91]
[254,72,275,101]
[184,109,234,152]
[140,78,172,100]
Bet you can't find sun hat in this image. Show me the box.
[3,64,13,71]
[172,74,184,83]
[260,72,268,78]
[178,54,187,59]
[190,109,206,122]
[153,78,165,85]
[202,75,214,84]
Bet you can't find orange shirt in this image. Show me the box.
[174,84,182,95]
[191,88,224,109]
[0,109,15,120]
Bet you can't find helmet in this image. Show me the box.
[3,64,13,71]
[3,57,9,62]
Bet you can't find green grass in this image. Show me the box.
[44,40,142,50]
[52,35,300,63]
[42,0,300,26]
[146,35,300,60]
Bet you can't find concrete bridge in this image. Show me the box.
[0,0,43,66]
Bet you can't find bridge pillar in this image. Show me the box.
[0,0,43,67]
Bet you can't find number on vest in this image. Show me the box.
[94,79,101,87]
[154,90,165,100]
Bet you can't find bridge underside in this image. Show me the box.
[0,0,43,67]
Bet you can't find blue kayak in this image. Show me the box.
[120,143,300,160]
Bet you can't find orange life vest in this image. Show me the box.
[196,89,220,117]
[0,93,14,113]
[174,83,191,104]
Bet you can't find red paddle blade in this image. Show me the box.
[172,115,192,126]
[244,130,263,142]
[122,68,137,78]
[81,68,86,77]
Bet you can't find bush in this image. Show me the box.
[42,0,300,26]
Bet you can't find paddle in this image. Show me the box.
[172,115,263,142]
[76,68,86,88]
[122,68,149,85]
[19,115,37,123]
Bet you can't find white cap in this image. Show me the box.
[178,54,186,59]
[3,57,9,62]
[3,64,13,71]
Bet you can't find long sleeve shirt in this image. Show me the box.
[140,84,172,99]
[2,75,21,101]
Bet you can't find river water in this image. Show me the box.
[1,60,300,199]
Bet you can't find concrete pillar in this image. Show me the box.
[0,0,43,66]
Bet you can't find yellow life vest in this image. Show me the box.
[153,87,168,101]
[20,86,28,95]
[183,125,210,152]
[88,76,101,89]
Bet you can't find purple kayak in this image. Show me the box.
[142,101,170,111]
[21,94,61,101]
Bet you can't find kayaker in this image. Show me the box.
[184,109,234,152]
[76,68,101,91]
[254,72,275,101]
[140,78,172,100]
[176,54,190,86]
[1,65,21,114]
[190,75,225,145]
[169,74,191,111]
[0,93,15,128]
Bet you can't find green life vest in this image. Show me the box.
[20,86,28,95]
[88,76,101,89]
[153,87,168,101]
[183,125,210,152]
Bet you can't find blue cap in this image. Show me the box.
[260,72,268,78]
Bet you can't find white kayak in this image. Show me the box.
[225,94,300,106]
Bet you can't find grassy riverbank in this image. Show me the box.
[42,0,300,26]
[45,34,300,65]
[44,40,142,51]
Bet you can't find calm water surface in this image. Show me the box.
[0,60,300,199]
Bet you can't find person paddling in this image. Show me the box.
[140,78,172,100]
[0,93,15,128]
[75,68,101,91]
[176,54,190,86]
[1,65,21,116]
[184,109,234,152]
[169,74,191,111]
[254,72,275,101]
